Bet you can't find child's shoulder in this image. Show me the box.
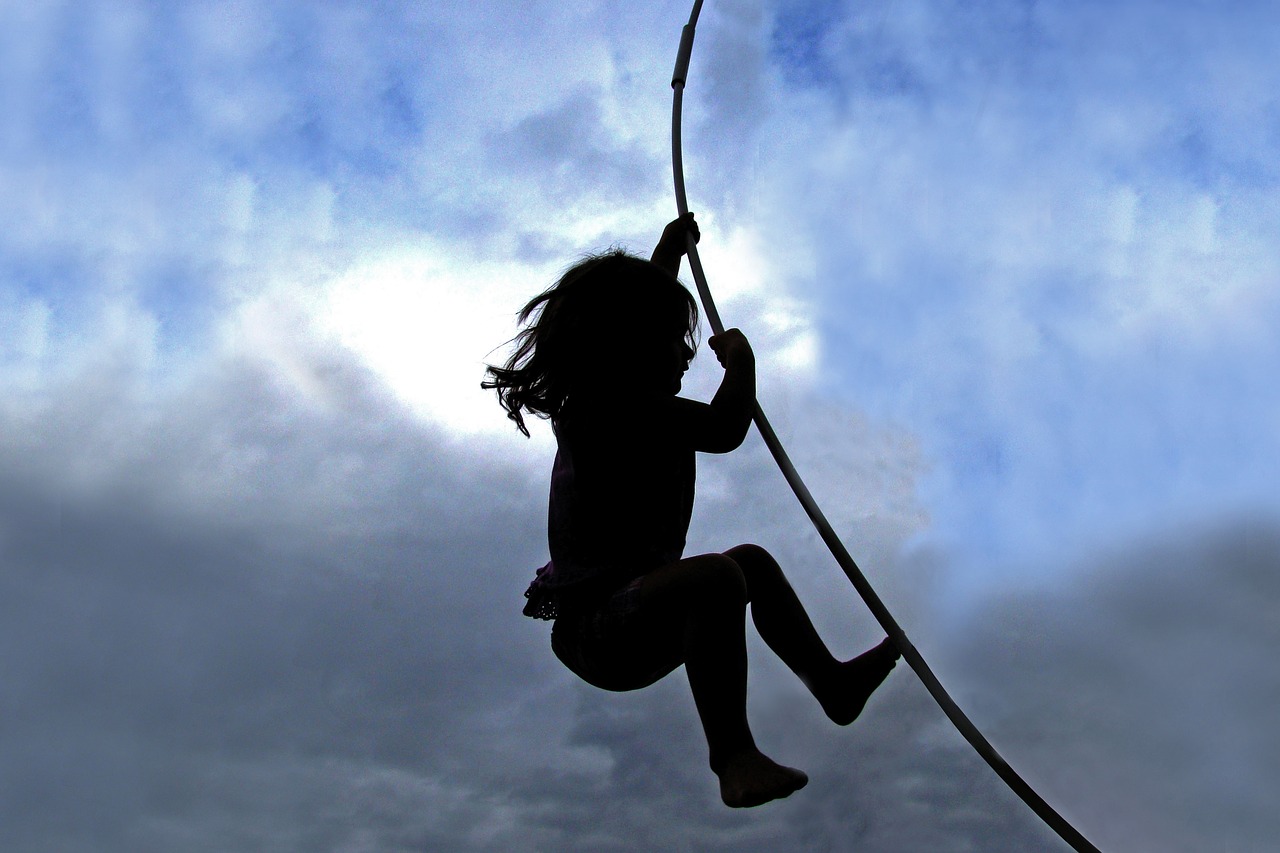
[559,392,705,440]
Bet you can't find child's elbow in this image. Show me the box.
[705,418,751,453]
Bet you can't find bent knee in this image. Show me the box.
[725,543,773,567]
[724,543,785,595]
[685,553,748,605]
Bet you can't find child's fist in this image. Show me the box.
[707,328,754,369]
[658,212,700,254]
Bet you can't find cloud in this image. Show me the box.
[488,89,662,212]
[0,320,551,851]
[736,0,1280,580]
[47,317,1203,853]
[941,517,1280,852]
[4,2,1276,850]
[0,285,940,851]
[1,201,1261,853]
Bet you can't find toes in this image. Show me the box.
[874,636,901,663]
[822,640,900,726]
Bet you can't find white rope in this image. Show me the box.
[669,4,1100,850]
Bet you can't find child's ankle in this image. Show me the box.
[710,743,758,775]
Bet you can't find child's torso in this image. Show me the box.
[546,396,696,589]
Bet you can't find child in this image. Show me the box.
[483,214,899,808]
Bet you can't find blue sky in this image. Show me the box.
[749,0,1280,588]
[2,1,1278,850]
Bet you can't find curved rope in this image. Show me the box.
[669,4,1100,851]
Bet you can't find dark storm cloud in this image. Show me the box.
[0,341,552,852]
[0,316,949,851]
[944,518,1280,852]
[5,299,1271,851]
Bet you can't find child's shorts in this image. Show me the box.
[550,575,683,692]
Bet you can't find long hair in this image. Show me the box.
[483,250,700,436]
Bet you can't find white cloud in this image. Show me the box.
[743,0,1280,583]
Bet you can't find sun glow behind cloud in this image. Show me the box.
[313,214,823,440]
[317,242,552,438]
[686,220,822,377]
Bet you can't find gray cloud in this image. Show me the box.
[488,88,663,216]
[0,322,1059,852]
[942,518,1280,852]
[0,337,548,851]
[0,297,924,851]
[4,268,1272,852]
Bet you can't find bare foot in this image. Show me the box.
[716,750,808,808]
[817,637,900,726]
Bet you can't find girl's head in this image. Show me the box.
[483,250,700,435]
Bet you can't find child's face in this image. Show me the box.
[633,331,694,396]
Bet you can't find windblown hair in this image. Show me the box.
[483,250,699,436]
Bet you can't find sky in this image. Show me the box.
[2,0,1278,850]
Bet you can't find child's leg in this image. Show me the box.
[638,554,807,807]
[725,543,899,726]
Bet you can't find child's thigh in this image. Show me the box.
[553,555,748,692]
[637,553,749,619]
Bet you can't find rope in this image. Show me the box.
[668,3,1100,850]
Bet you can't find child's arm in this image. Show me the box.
[670,328,756,453]
[651,212,700,278]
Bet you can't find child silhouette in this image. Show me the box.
[484,214,899,807]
